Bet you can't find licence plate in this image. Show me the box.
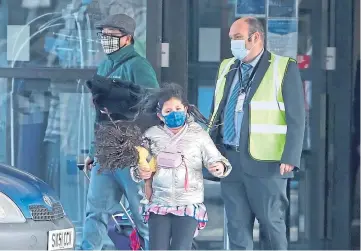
[48,228,75,251]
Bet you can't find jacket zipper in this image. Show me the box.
[171,168,175,205]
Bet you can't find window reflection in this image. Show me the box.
[0,79,8,164]
[298,10,312,56]
[1,77,94,245]
[0,0,148,247]
[1,0,147,68]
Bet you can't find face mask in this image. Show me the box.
[231,36,256,61]
[100,34,126,54]
[163,111,187,129]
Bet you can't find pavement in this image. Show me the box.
[195,180,301,249]
[74,179,303,250]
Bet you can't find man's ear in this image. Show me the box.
[126,35,133,45]
[251,32,260,43]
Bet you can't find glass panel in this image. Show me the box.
[0,77,96,248]
[0,79,9,163]
[0,0,147,68]
[198,85,215,119]
[193,78,224,249]
[293,2,313,247]
[195,180,225,250]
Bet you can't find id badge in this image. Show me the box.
[235,93,246,112]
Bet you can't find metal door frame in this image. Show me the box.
[161,0,189,90]
[324,0,354,248]
[306,0,355,249]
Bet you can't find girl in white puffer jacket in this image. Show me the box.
[130,83,232,250]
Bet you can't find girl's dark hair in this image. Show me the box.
[94,83,210,172]
[137,83,210,127]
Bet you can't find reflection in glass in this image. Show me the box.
[298,11,312,56]
[268,0,297,18]
[0,77,94,245]
[0,78,8,164]
[1,0,147,68]
[0,1,148,248]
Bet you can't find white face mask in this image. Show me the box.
[230,35,257,61]
[231,40,249,60]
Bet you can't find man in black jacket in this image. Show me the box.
[208,17,305,250]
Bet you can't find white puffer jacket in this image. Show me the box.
[131,121,232,206]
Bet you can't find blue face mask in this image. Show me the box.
[231,39,249,61]
[163,111,187,129]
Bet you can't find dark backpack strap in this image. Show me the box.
[105,55,137,78]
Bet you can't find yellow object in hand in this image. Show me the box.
[135,146,157,173]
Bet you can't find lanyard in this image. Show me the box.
[238,56,262,94]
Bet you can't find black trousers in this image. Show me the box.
[222,149,289,250]
[148,213,198,250]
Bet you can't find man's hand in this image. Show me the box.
[139,168,152,180]
[208,162,225,177]
[280,163,294,175]
[85,156,94,171]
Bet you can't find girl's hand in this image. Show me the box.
[208,162,225,177]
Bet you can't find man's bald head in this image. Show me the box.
[229,17,265,62]
[229,17,265,42]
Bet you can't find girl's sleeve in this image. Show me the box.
[200,131,232,178]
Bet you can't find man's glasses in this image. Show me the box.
[96,32,127,39]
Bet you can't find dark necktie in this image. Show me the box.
[223,63,253,142]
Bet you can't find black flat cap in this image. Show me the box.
[96,14,136,36]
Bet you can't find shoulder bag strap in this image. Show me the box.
[105,55,136,78]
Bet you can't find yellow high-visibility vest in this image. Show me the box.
[209,53,291,161]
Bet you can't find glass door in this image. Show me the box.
[0,0,162,247]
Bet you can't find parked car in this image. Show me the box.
[0,163,75,250]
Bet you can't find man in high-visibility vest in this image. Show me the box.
[208,17,305,250]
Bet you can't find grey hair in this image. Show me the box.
[244,17,265,41]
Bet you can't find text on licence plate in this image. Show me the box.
[48,228,74,251]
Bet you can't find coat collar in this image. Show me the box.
[217,50,272,113]
[246,50,272,101]
[107,44,135,62]
[220,59,240,107]
[222,50,270,103]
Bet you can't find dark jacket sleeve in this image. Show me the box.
[280,60,306,168]
[130,59,159,88]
